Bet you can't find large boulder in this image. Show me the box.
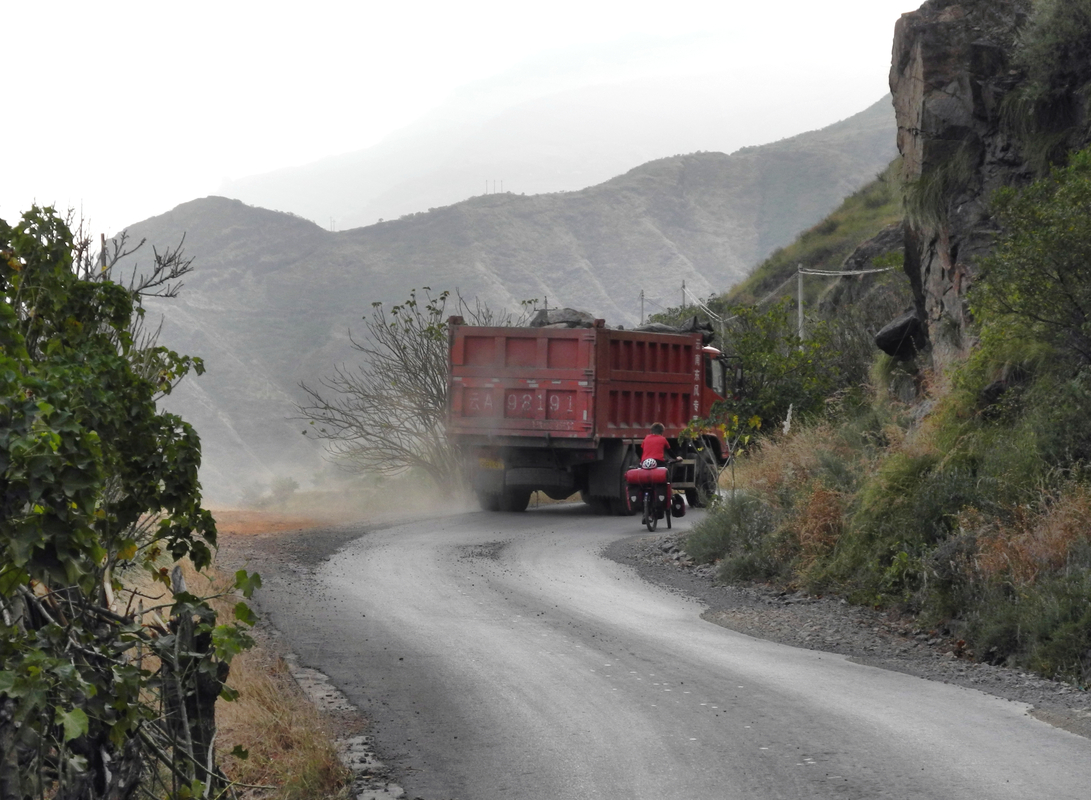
[875,311,926,360]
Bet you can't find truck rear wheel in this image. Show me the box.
[499,488,532,512]
[476,491,502,511]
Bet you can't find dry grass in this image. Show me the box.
[200,563,353,800]
[212,510,328,537]
[118,556,353,800]
[734,425,832,507]
[217,648,353,800]
[795,485,844,569]
[972,485,1091,585]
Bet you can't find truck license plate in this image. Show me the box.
[478,457,504,470]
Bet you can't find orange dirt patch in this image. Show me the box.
[212,509,328,536]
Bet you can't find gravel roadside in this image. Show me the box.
[604,530,1091,740]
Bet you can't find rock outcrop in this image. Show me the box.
[890,0,1034,374]
[818,221,906,312]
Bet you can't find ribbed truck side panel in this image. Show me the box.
[595,329,700,438]
[448,324,703,441]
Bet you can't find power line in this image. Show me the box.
[754,272,798,307]
[682,284,726,323]
[648,262,889,334]
[798,266,898,277]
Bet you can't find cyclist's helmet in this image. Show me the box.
[641,458,658,470]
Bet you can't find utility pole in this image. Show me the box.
[682,280,686,310]
[640,290,645,324]
[100,233,107,273]
[797,264,804,341]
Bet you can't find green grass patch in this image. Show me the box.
[728,159,904,306]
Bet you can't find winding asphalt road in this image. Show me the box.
[253,504,1091,799]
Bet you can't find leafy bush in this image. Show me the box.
[972,147,1091,363]
[965,570,1091,682]
[0,208,258,797]
[716,298,840,429]
[684,493,780,580]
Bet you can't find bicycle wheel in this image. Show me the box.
[644,494,657,532]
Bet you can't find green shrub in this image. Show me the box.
[813,447,859,493]
[972,148,1091,363]
[1024,368,1091,467]
[684,493,779,575]
[815,449,1002,605]
[965,570,1091,683]
[712,298,841,430]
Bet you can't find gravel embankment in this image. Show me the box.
[604,531,1091,740]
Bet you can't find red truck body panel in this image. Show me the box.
[448,323,706,443]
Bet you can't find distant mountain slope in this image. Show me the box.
[223,79,896,233]
[128,99,896,501]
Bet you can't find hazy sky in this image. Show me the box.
[6,0,916,236]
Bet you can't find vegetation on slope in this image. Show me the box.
[650,157,912,437]
[673,5,1091,685]
[685,149,1091,687]
[726,158,904,308]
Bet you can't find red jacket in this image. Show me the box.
[641,433,674,463]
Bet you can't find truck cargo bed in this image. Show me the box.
[448,322,703,443]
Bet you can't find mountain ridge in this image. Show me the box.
[222,80,895,232]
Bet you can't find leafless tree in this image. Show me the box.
[297,288,535,494]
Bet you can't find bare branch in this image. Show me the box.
[296,289,537,493]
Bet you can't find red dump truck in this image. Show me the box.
[446,316,731,513]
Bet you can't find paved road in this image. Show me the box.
[253,504,1091,799]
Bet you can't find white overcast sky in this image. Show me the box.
[5,0,917,237]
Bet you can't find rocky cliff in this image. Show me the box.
[891,0,1091,374]
[891,0,1030,371]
